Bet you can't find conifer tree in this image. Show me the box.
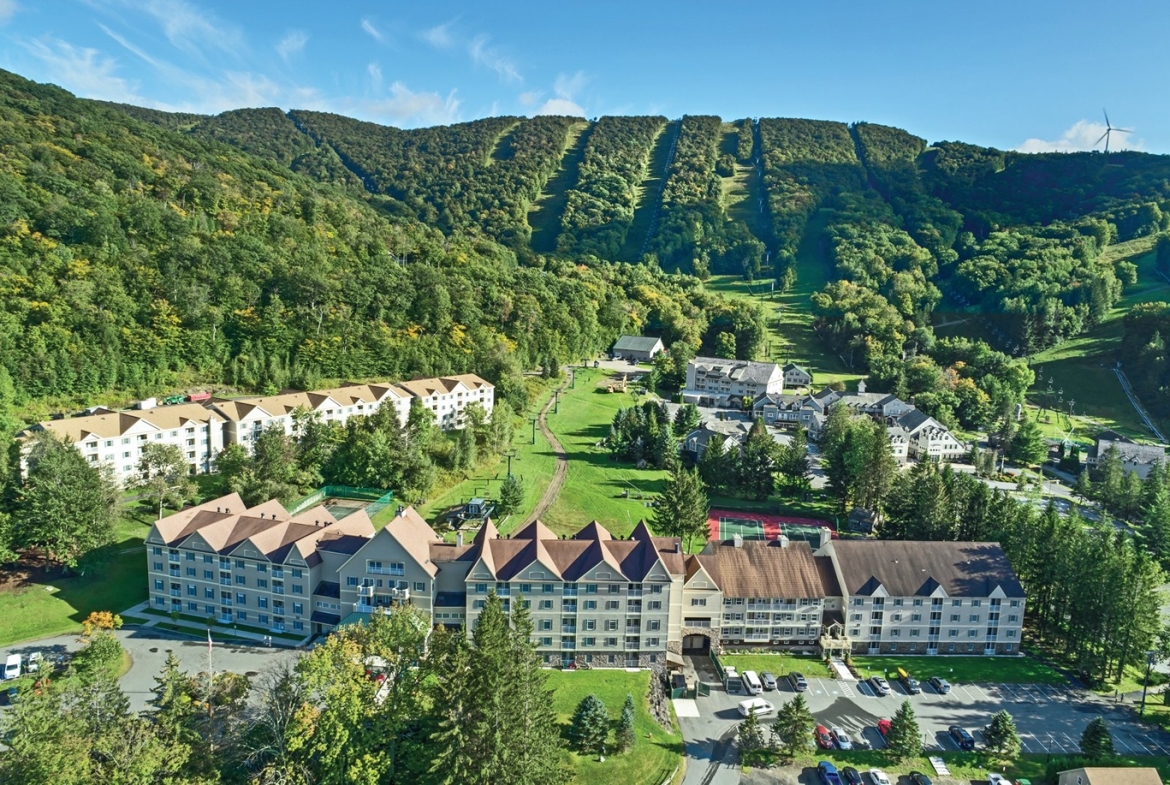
[652,465,710,551]
[616,693,636,752]
[777,426,811,492]
[982,710,1021,759]
[697,435,733,494]
[497,473,525,517]
[773,693,815,755]
[569,694,611,757]
[1007,417,1047,466]
[738,418,778,500]
[886,700,921,760]
[738,708,767,766]
[1080,717,1115,759]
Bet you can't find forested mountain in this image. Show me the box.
[0,69,762,420]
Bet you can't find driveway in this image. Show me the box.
[1,628,301,712]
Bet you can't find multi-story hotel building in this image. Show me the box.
[146,494,1026,659]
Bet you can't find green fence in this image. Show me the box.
[287,485,394,517]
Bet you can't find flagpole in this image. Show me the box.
[206,628,214,718]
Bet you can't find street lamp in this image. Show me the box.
[1140,650,1158,716]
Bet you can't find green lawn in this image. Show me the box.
[720,653,833,679]
[542,368,670,537]
[849,655,1067,685]
[783,752,1170,784]
[546,669,682,785]
[0,513,150,647]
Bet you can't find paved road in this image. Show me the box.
[1,628,300,712]
[678,657,1170,785]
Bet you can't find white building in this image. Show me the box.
[682,357,784,408]
[394,374,495,431]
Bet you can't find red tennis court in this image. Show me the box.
[707,508,835,544]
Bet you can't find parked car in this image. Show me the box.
[788,672,809,691]
[832,726,854,750]
[819,761,844,785]
[897,668,921,694]
[816,724,834,749]
[910,772,933,785]
[949,725,976,751]
[877,718,892,737]
[869,769,892,785]
[3,654,19,681]
[988,775,1010,785]
[737,697,775,718]
[760,671,778,691]
[25,652,42,673]
[930,676,951,694]
[869,676,892,695]
[843,767,864,785]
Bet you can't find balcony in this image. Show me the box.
[366,566,403,576]
[626,603,642,614]
[271,625,285,634]
[219,560,231,570]
[217,615,233,625]
[388,588,410,601]
[357,585,375,598]
[561,626,577,635]
[220,578,231,586]
[627,589,643,598]
[272,587,285,595]
[220,599,233,607]
[170,590,181,598]
[272,569,284,579]
[167,554,181,563]
[169,568,180,578]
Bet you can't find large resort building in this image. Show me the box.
[21,374,494,485]
[147,494,1026,662]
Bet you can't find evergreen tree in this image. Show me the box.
[1007,417,1047,466]
[982,710,1021,759]
[777,426,811,492]
[616,693,636,752]
[652,465,710,551]
[697,435,733,495]
[1121,470,1144,518]
[738,708,768,766]
[885,700,921,760]
[1096,446,1125,508]
[737,418,778,500]
[497,473,525,517]
[773,693,815,755]
[672,404,701,437]
[1080,717,1115,759]
[1075,467,1094,500]
[569,694,611,757]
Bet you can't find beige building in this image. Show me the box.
[682,357,785,408]
[394,374,495,431]
[145,494,1027,660]
[20,401,225,485]
[1058,769,1162,785]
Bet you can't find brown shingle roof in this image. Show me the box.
[703,540,830,598]
[1061,769,1163,785]
[830,540,1025,598]
[27,402,222,443]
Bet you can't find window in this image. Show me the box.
[969,614,980,623]
[203,555,213,564]
[1008,614,1018,623]
[236,575,246,585]
[543,584,554,594]
[606,620,618,631]
[291,569,302,579]
[968,629,978,637]
[475,583,487,594]
[648,619,661,632]
[153,562,163,572]
[293,620,303,631]
[1009,599,1020,607]
[608,584,621,593]
[583,637,596,647]
[346,577,358,586]
[913,599,923,607]
[185,552,195,562]
[258,597,268,609]
[949,629,958,637]
[519,583,532,594]
[186,567,196,577]
[473,600,485,609]
[293,603,303,615]
[647,638,660,647]
[605,638,618,648]
[236,611,247,621]
[540,600,553,610]
[257,578,268,589]
[952,599,962,607]
[910,629,920,637]
[584,619,596,631]
[972,599,981,607]
[648,601,662,611]
[891,629,900,637]
[691,598,707,607]
[540,638,552,647]
[259,614,269,625]
[235,559,246,569]
[606,600,619,610]
[413,582,425,592]
[187,585,196,596]
[893,598,903,606]
[584,600,597,610]
[188,601,198,611]
[1007,629,1016,638]
[292,585,303,595]
[154,579,164,591]
[205,588,214,599]
[852,598,864,606]
[540,620,552,631]
[257,564,267,573]
[650,584,662,594]
[585,584,597,594]
[950,614,960,622]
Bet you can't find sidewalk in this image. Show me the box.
[122,601,310,648]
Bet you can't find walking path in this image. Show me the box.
[1114,363,1167,443]
[522,372,572,525]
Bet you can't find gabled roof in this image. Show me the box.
[831,540,1025,598]
[698,540,831,598]
[376,506,443,577]
[613,335,664,352]
[25,402,222,444]
[690,357,782,384]
[896,409,936,434]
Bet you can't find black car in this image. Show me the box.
[843,767,865,785]
[910,772,933,785]
[788,672,809,691]
[949,725,975,751]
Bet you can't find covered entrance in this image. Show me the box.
[681,633,711,655]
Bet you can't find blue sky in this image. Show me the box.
[1,0,1166,153]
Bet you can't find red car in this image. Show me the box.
[877,718,892,737]
[816,724,834,749]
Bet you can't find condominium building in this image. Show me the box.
[145,495,1027,659]
[19,401,225,485]
[682,357,785,408]
[394,374,495,431]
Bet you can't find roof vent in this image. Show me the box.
[216,506,221,513]
[260,512,265,519]
[456,532,464,547]
[396,505,405,517]
[733,533,743,548]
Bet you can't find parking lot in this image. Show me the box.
[680,659,1170,785]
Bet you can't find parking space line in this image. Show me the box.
[839,680,856,699]
[996,683,1020,701]
[1061,733,1079,753]
[1113,732,1137,753]
[966,683,990,701]
[1022,734,1045,753]
[1145,735,1170,755]
[952,684,975,701]
[1046,733,1065,753]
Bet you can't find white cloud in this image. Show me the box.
[275,31,307,64]
[1017,119,1144,153]
[0,0,18,24]
[361,17,384,42]
[363,81,460,126]
[22,36,147,104]
[421,21,455,49]
[517,90,542,106]
[536,97,584,117]
[468,34,520,83]
[367,62,382,91]
[130,0,244,57]
[553,70,587,100]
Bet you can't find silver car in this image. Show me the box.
[869,676,892,695]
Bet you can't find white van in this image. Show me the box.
[3,654,20,680]
[742,669,763,695]
[737,697,775,718]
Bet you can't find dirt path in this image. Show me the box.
[522,374,572,525]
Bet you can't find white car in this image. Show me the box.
[988,775,1010,785]
[869,676,892,695]
[869,770,892,785]
[831,726,853,750]
[737,697,775,718]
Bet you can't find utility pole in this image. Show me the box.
[504,450,517,477]
[1140,650,1158,716]
[529,416,538,445]
[554,389,560,414]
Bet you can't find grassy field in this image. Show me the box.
[527,121,591,254]
[783,752,1170,784]
[849,655,1067,685]
[0,512,151,647]
[620,120,678,263]
[543,367,669,536]
[546,669,682,785]
[720,653,833,679]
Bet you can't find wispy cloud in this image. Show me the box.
[363,81,460,126]
[367,62,382,91]
[468,34,520,83]
[421,20,455,49]
[361,17,384,42]
[518,90,542,107]
[127,0,244,58]
[1017,119,1144,153]
[22,36,147,104]
[536,70,587,117]
[275,31,307,64]
[0,0,18,25]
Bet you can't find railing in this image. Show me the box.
[287,485,394,517]
[217,615,233,624]
[272,569,284,579]
[221,599,233,607]
[273,587,285,595]
[170,590,181,597]
[168,554,181,563]
[367,566,404,576]
[219,579,231,586]
[169,569,180,577]
[388,588,410,601]
[358,585,374,597]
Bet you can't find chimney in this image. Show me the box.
[260,512,265,519]
[674,541,680,553]
[818,526,832,551]
[456,532,464,547]
[396,505,405,517]
[778,534,790,549]
[857,379,866,394]
[216,506,221,513]
[733,533,743,548]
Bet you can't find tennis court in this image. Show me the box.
[707,508,834,544]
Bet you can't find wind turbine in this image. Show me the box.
[1095,109,1132,154]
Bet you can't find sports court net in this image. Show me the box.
[706,508,834,545]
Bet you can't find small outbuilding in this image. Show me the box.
[611,335,665,362]
[1058,768,1163,785]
